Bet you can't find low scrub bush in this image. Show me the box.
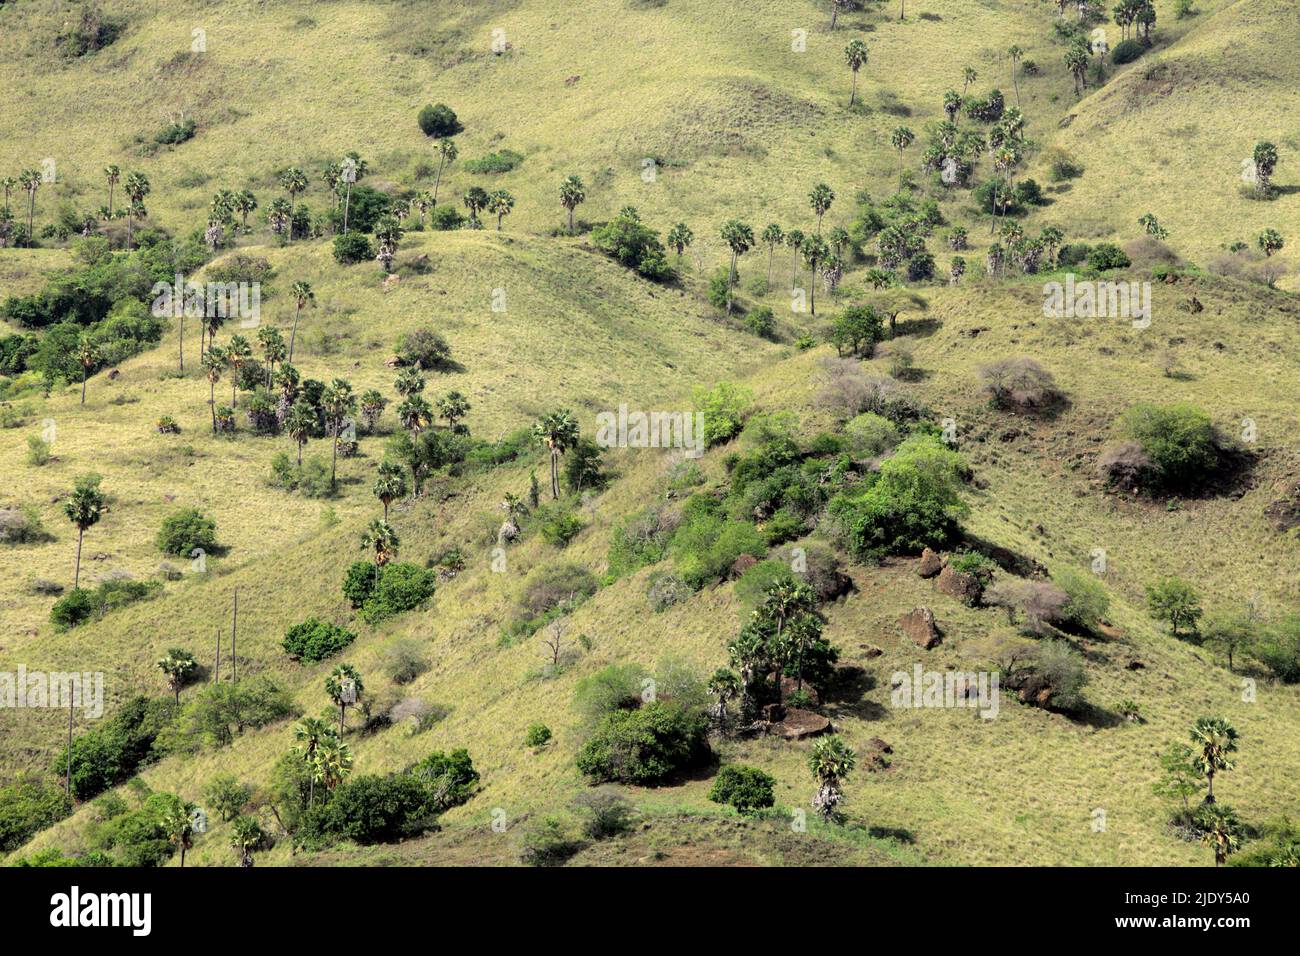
[282,617,356,663]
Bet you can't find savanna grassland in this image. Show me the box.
[0,0,1297,869]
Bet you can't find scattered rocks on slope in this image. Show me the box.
[936,564,982,605]
[916,548,943,578]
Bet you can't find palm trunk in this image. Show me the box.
[850,71,858,106]
[180,844,186,868]
[296,441,303,467]
[339,704,346,735]
[567,207,574,232]
[550,449,560,499]
[178,317,184,374]
[343,184,352,232]
[74,528,84,589]
[108,183,114,218]
[81,369,87,404]
[209,381,217,432]
[767,246,775,284]
[433,156,446,206]
[331,424,340,488]
[127,211,134,250]
[289,302,301,364]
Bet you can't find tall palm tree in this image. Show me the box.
[800,233,829,314]
[361,518,400,567]
[413,190,433,228]
[761,224,784,284]
[397,394,432,435]
[891,126,915,186]
[325,664,364,735]
[63,474,106,590]
[294,717,334,805]
[1007,44,1024,106]
[720,220,754,316]
[785,228,805,289]
[559,175,585,233]
[257,326,286,387]
[1190,717,1238,803]
[75,336,99,404]
[0,176,16,215]
[809,735,856,823]
[373,216,403,273]
[431,139,457,207]
[962,66,978,95]
[394,367,425,398]
[808,183,834,234]
[278,166,308,211]
[285,400,314,466]
[758,581,815,704]
[359,389,388,433]
[534,410,579,500]
[372,461,407,521]
[225,335,254,408]
[19,169,40,241]
[103,165,120,218]
[287,281,313,365]
[161,798,198,868]
[312,734,353,792]
[462,186,488,227]
[321,378,356,489]
[267,196,292,239]
[844,39,868,106]
[123,171,150,250]
[201,345,226,433]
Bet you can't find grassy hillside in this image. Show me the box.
[1,0,1297,868]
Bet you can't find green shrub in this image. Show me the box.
[360,562,437,624]
[396,328,453,370]
[744,305,776,339]
[708,764,776,814]
[51,578,162,631]
[590,213,670,279]
[342,560,378,608]
[332,232,375,265]
[168,677,293,749]
[524,723,552,748]
[417,102,461,138]
[733,559,796,609]
[429,205,464,230]
[1053,567,1110,632]
[607,507,672,579]
[536,504,585,547]
[573,663,649,726]
[693,381,752,447]
[1254,616,1300,683]
[520,815,584,866]
[1111,39,1144,64]
[669,500,767,589]
[827,435,968,560]
[575,702,710,785]
[409,748,480,811]
[282,617,356,663]
[646,570,691,612]
[1121,403,1223,493]
[26,435,50,466]
[463,149,524,174]
[948,550,998,586]
[54,696,176,800]
[1087,243,1132,271]
[205,774,252,822]
[0,776,69,852]
[517,562,598,620]
[155,507,218,556]
[844,412,899,458]
[302,774,438,846]
[90,792,186,867]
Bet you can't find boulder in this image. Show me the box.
[899,607,942,649]
[774,708,831,740]
[937,564,982,605]
[916,548,943,578]
[1265,480,1300,533]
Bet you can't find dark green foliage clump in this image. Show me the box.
[54,696,176,800]
[282,617,356,663]
[417,102,461,138]
[1120,403,1226,493]
[342,562,436,624]
[708,765,776,814]
[155,507,217,556]
[463,149,524,174]
[576,702,710,785]
[590,211,670,279]
[0,777,70,852]
[50,578,163,631]
[333,231,375,264]
[1111,39,1145,64]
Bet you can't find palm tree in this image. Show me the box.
[1007,45,1024,106]
[720,220,754,316]
[225,334,253,408]
[800,233,829,314]
[397,394,433,434]
[278,166,308,213]
[1065,40,1089,96]
[462,186,488,226]
[312,734,353,793]
[234,189,258,231]
[1190,717,1238,804]
[257,326,286,387]
[321,162,342,211]
[325,663,364,734]
[63,474,106,589]
[431,139,458,206]
[943,89,962,121]
[229,816,263,868]
[293,717,334,805]
[19,169,40,241]
[809,735,856,823]
[394,367,425,398]
[962,66,978,95]
[667,222,693,258]
[361,518,400,566]
[103,165,120,218]
[75,336,99,405]
[161,798,198,868]
[707,668,741,732]
[267,196,292,238]
[758,581,815,704]
[359,389,388,432]
[559,175,585,233]
[287,281,313,365]
[808,183,834,234]
[321,379,356,490]
[759,224,784,285]
[436,390,470,431]
[373,216,403,272]
[201,346,226,433]
[339,153,367,232]
[123,171,150,250]
[1257,229,1284,257]
[844,39,868,106]
[1195,804,1242,868]
[488,189,515,230]
[785,228,805,289]
[533,410,579,500]
[891,126,915,186]
[1,176,16,215]
[372,461,407,521]
[157,648,197,703]
[285,400,315,466]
